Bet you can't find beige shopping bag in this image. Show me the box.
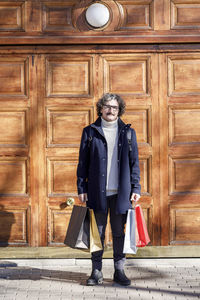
[89,209,103,253]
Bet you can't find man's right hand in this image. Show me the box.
[77,193,88,205]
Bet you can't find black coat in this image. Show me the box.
[77,117,141,214]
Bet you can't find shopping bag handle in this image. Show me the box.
[132,200,137,209]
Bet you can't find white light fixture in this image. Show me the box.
[85,2,110,28]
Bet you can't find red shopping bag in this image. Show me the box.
[135,204,150,247]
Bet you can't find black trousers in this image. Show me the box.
[92,194,127,271]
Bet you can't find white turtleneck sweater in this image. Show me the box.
[101,117,118,196]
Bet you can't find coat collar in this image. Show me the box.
[91,117,130,130]
[91,117,131,139]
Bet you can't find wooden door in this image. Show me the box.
[0,54,38,246]
[40,52,159,247]
[100,53,160,246]
[40,54,98,246]
[159,53,200,246]
[0,49,200,250]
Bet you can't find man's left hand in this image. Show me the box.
[131,193,140,203]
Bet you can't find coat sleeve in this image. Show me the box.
[129,128,141,195]
[77,127,90,195]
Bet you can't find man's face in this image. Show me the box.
[100,99,119,122]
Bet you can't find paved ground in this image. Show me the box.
[0,258,200,300]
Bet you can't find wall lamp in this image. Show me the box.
[72,0,123,32]
[85,2,110,28]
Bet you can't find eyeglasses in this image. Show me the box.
[103,105,119,112]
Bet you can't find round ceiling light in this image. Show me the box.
[85,2,110,28]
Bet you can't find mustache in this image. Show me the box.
[106,112,115,116]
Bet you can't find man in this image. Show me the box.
[77,93,141,286]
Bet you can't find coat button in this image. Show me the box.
[119,143,121,147]
[102,174,105,176]
[102,190,104,193]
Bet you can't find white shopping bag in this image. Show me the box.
[123,209,137,254]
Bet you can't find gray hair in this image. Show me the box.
[96,93,126,117]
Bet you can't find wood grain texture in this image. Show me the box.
[0,1,200,44]
[171,0,200,29]
[170,207,200,244]
[0,47,200,249]
[161,52,200,246]
[118,0,154,30]
[0,1,25,31]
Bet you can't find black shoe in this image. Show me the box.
[86,269,103,286]
[113,269,131,286]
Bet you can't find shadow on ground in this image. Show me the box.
[0,260,163,285]
[0,261,199,299]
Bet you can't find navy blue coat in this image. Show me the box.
[77,117,141,214]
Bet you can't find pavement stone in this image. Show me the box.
[0,258,200,300]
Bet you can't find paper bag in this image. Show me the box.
[135,205,150,247]
[64,205,90,249]
[123,209,137,254]
[89,209,103,253]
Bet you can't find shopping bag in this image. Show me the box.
[135,205,150,247]
[123,209,137,254]
[89,209,103,253]
[64,205,90,250]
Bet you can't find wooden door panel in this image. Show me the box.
[0,208,29,246]
[122,107,151,144]
[47,158,78,197]
[118,0,153,30]
[0,158,28,196]
[171,1,200,29]
[0,57,28,97]
[0,110,28,147]
[170,208,200,244]
[46,56,93,97]
[48,207,72,245]
[47,107,93,147]
[169,107,200,144]
[42,1,76,32]
[103,55,150,96]
[169,158,200,194]
[0,2,25,31]
[168,56,200,96]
